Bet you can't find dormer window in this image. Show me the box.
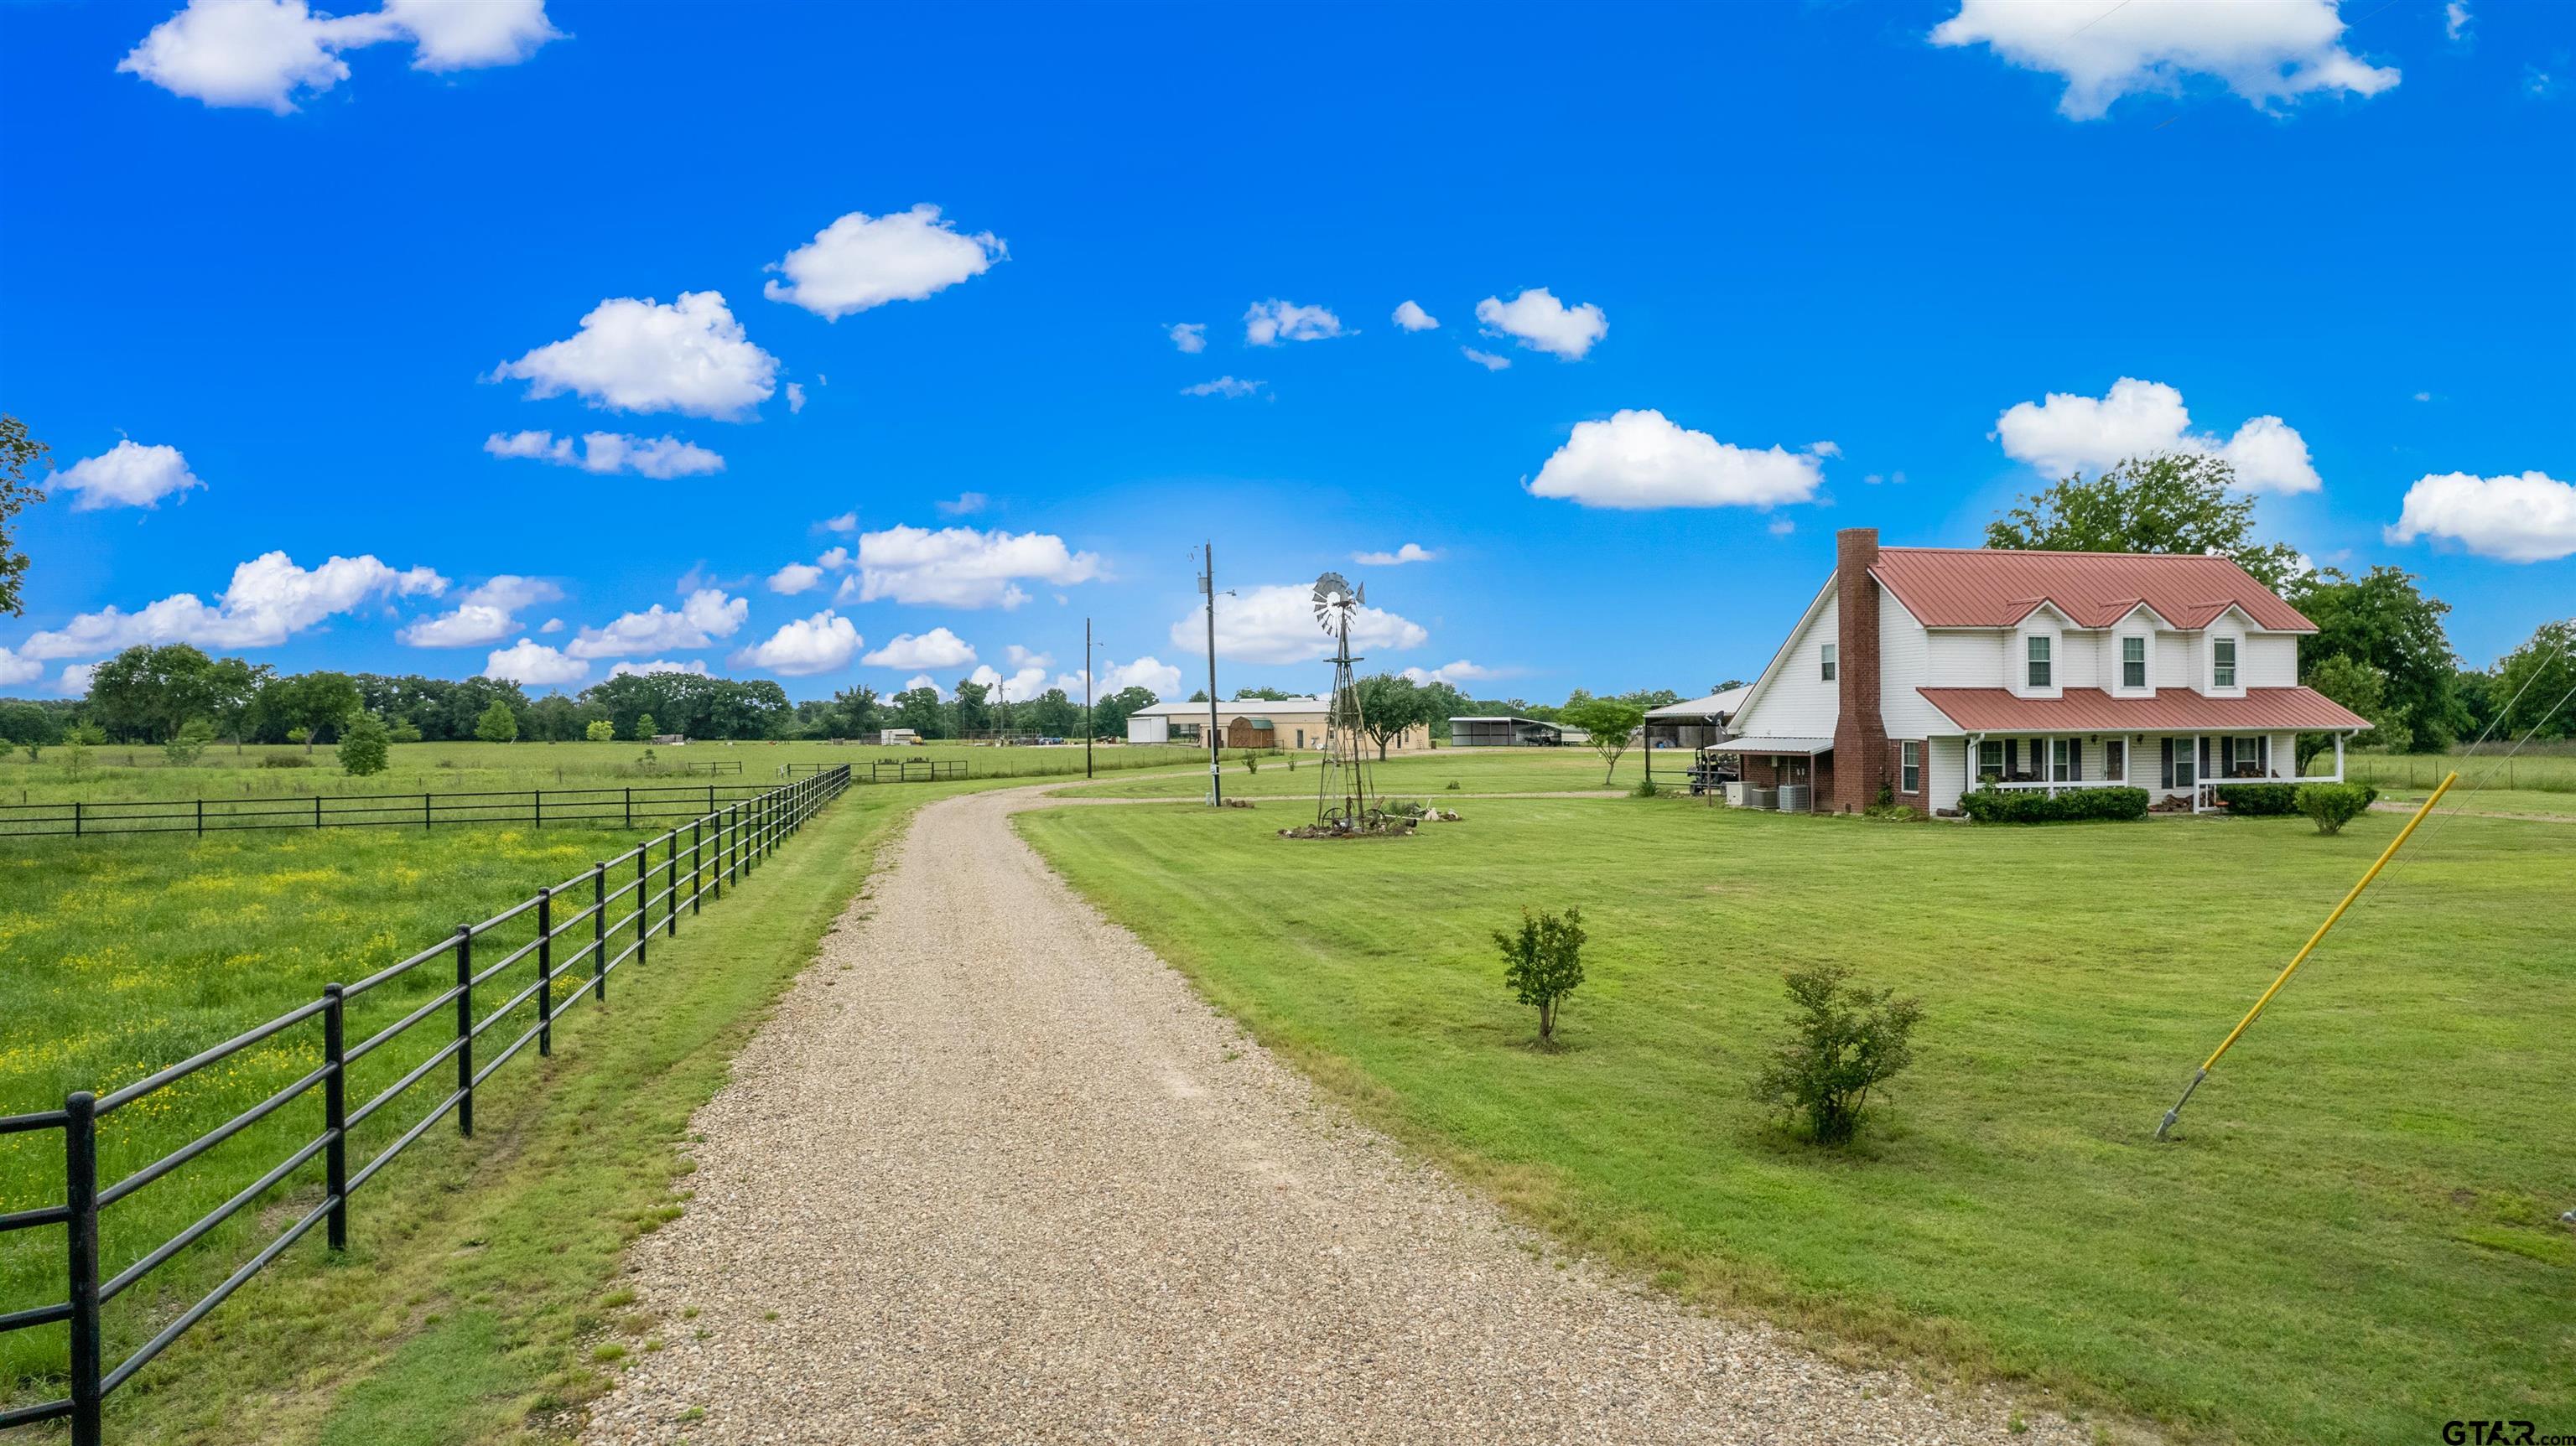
[2213,637,2237,689]
[2122,636,2147,689]
[2026,635,2051,687]
[1820,643,1837,682]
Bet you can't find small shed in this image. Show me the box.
[650,733,688,746]
[1224,716,1277,749]
[876,728,922,746]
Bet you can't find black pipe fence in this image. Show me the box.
[0,782,778,842]
[0,764,851,1443]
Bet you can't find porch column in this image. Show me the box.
[2194,733,2205,812]
[2333,732,2345,782]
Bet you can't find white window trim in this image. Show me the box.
[1820,642,1838,682]
[2116,633,2152,695]
[1900,739,1920,794]
[2103,737,2128,783]
[2210,635,2241,693]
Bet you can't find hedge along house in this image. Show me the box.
[1715,528,2372,816]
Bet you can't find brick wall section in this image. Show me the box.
[1831,527,1890,812]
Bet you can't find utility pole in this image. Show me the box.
[1084,615,1094,780]
[1199,541,1221,806]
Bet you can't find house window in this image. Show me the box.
[2050,739,2071,782]
[1820,643,1837,682]
[1977,739,2003,782]
[2214,637,2237,688]
[2027,635,2052,687]
[2105,739,2127,780]
[1901,740,1920,793]
[2232,736,2262,772]
[2122,636,2147,689]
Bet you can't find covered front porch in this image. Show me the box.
[1956,729,2351,814]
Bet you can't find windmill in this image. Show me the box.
[1311,571,1376,828]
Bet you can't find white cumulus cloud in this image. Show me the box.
[493,292,777,421]
[863,628,977,669]
[57,663,101,697]
[1475,288,1606,360]
[1529,409,1822,511]
[608,658,709,678]
[968,662,1051,699]
[1168,323,1207,354]
[1461,347,1511,371]
[1181,376,1264,398]
[854,525,1102,609]
[18,552,445,658]
[0,646,42,687]
[397,574,561,647]
[482,430,724,479]
[767,562,824,595]
[118,0,557,112]
[1244,299,1343,346]
[2386,471,2576,562]
[1056,656,1183,699]
[1353,542,1438,565]
[732,610,862,676]
[1991,376,2320,493]
[1929,0,2399,120]
[1401,659,1504,687]
[564,588,747,658]
[1170,583,1428,666]
[50,440,205,511]
[484,637,587,687]
[937,492,988,516]
[763,205,1005,320]
[1393,300,1438,331]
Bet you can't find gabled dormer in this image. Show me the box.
[2202,604,2257,698]
[2007,600,2070,700]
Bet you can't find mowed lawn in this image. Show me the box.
[1016,798,2576,1444]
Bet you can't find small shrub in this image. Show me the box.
[2297,782,2377,835]
[387,718,424,744]
[1241,749,1259,775]
[62,723,104,778]
[585,719,615,744]
[1446,780,1460,790]
[260,751,314,769]
[338,714,391,776]
[1959,785,2148,824]
[1862,802,1920,821]
[1628,777,1659,798]
[1494,905,1587,1047]
[163,718,216,767]
[1752,962,1923,1146]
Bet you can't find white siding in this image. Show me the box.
[2244,633,2298,687]
[1732,591,1841,737]
[2155,631,2191,689]
[2010,604,2069,699]
[1127,714,1169,744]
[1924,630,1999,686]
[1924,733,1969,812]
[1878,588,1951,739]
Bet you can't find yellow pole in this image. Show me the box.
[2155,772,2455,1139]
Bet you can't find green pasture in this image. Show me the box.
[1054,743,1649,798]
[1016,796,2576,1444]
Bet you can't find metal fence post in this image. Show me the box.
[590,863,607,1003]
[624,787,633,830]
[636,849,649,967]
[196,797,204,837]
[314,796,323,832]
[665,835,679,939]
[65,1090,101,1446]
[73,801,81,839]
[535,887,553,1058]
[691,821,703,915]
[454,925,474,1137]
[323,984,347,1252]
[534,789,543,832]
[424,793,432,831]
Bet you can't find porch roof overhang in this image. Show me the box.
[1700,735,1834,755]
[1918,686,2371,733]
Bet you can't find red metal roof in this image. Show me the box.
[1917,687,2371,732]
[1870,547,2315,630]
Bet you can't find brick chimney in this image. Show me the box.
[1830,527,1888,813]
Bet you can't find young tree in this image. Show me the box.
[1985,452,2303,591]
[1493,906,1587,1046]
[337,713,391,775]
[1351,673,1425,759]
[1751,963,1923,1146]
[0,415,49,617]
[629,711,657,742]
[163,717,216,766]
[2494,619,2576,741]
[62,721,104,778]
[2288,565,2464,751]
[1561,697,1645,785]
[476,699,520,743]
[584,718,615,743]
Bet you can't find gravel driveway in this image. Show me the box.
[581,787,2088,1444]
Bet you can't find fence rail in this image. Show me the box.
[0,764,851,1443]
[0,782,778,842]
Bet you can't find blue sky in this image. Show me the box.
[3,0,2570,704]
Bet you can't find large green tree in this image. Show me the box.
[1985,452,2303,591]
[830,684,882,739]
[1091,685,1157,739]
[891,686,946,738]
[1351,673,1426,759]
[86,644,221,743]
[0,416,47,617]
[951,678,992,736]
[261,671,363,751]
[2288,565,2464,751]
[2493,619,2576,741]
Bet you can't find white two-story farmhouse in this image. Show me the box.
[1717,529,2372,815]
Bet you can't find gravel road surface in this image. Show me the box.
[582,786,2086,1444]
